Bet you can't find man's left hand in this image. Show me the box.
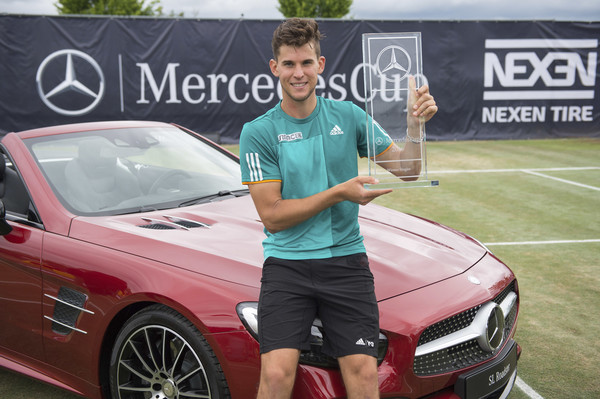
[408,76,438,125]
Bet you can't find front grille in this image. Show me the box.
[417,305,480,346]
[413,281,517,376]
[414,339,489,375]
[492,281,514,305]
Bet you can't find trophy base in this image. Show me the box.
[364,179,439,189]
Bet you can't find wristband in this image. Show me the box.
[406,133,422,144]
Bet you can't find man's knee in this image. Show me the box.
[261,361,296,383]
[258,349,300,397]
[339,354,379,384]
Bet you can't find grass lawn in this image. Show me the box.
[1,138,598,398]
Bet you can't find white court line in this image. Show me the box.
[516,376,545,399]
[485,238,600,246]
[429,166,600,191]
[430,166,600,174]
[521,170,600,191]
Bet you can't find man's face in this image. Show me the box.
[270,42,325,104]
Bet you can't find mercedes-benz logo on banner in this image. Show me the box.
[376,45,411,83]
[36,49,105,116]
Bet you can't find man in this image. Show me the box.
[240,18,437,399]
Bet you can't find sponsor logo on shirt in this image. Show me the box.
[355,338,375,347]
[329,125,344,135]
[278,132,303,142]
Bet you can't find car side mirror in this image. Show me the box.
[0,200,12,235]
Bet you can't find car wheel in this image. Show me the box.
[109,304,230,399]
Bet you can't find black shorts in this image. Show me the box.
[258,253,379,358]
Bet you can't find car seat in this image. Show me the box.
[64,137,142,213]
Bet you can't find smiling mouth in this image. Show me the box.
[292,82,307,88]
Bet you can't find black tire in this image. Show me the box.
[109,304,230,399]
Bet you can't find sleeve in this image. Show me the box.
[239,122,282,185]
[352,103,393,158]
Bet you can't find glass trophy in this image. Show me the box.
[362,32,438,189]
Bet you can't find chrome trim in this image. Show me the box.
[141,217,189,230]
[43,315,88,334]
[164,215,211,228]
[415,291,517,357]
[481,303,505,352]
[499,292,517,320]
[44,293,95,314]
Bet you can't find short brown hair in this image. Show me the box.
[271,18,323,60]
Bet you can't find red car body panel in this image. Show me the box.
[0,121,519,399]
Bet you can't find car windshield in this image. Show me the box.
[26,125,246,216]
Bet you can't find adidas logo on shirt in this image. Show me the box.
[355,338,375,347]
[330,125,344,135]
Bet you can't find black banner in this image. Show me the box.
[1,16,598,141]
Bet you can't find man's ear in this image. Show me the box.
[318,56,326,74]
[269,59,280,77]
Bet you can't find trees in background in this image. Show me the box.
[55,0,163,16]
[54,0,352,19]
[278,0,353,18]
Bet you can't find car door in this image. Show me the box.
[0,152,44,361]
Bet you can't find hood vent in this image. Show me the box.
[139,215,211,230]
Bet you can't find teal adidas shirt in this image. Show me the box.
[240,97,392,260]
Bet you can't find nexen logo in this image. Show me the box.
[483,39,598,101]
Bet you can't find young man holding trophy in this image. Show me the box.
[240,18,438,398]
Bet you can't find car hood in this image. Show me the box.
[67,195,486,299]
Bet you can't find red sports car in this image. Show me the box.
[0,121,520,399]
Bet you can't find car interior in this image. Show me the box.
[63,137,143,212]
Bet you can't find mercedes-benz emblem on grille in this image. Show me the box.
[375,45,411,83]
[476,303,505,353]
[36,49,105,116]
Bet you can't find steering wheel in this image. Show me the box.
[149,169,191,194]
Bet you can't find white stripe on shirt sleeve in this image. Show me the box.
[246,153,254,181]
[254,153,263,181]
[246,152,263,182]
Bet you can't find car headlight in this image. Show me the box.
[236,302,388,368]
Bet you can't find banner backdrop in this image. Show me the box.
[1,16,598,142]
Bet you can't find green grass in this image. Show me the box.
[1,138,598,398]
[0,369,81,399]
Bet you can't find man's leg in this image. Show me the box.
[338,354,379,399]
[257,348,301,399]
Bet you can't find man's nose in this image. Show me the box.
[293,64,304,78]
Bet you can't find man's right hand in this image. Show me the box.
[247,176,391,234]
[339,176,392,206]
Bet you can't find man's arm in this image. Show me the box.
[377,76,438,180]
[248,176,392,234]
